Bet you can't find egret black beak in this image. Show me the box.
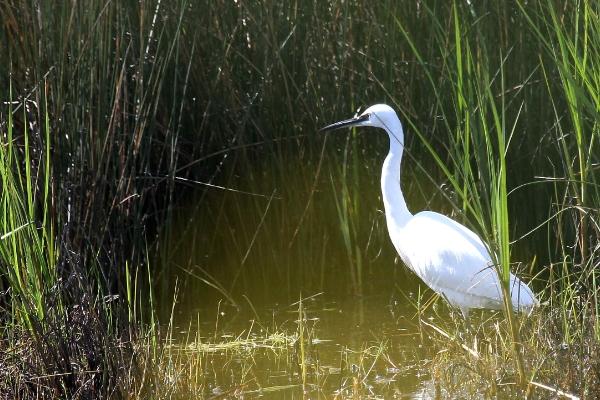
[319,113,370,132]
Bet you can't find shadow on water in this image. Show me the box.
[155,140,489,398]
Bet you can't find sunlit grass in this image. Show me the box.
[1,0,600,398]
[0,89,55,330]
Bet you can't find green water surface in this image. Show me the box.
[157,143,513,398]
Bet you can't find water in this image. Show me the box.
[157,143,465,398]
[167,293,440,399]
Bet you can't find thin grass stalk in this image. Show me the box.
[329,135,364,295]
[485,62,527,387]
[548,2,589,265]
[297,296,307,391]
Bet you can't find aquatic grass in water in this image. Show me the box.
[132,293,432,399]
[393,3,533,383]
[1,0,600,398]
[129,0,597,396]
[391,1,600,395]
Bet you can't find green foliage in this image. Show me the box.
[0,89,56,329]
[1,0,600,397]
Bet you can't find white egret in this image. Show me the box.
[320,104,537,318]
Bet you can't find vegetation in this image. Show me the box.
[1,0,599,398]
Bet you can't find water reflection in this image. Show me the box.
[157,148,451,397]
[170,291,440,399]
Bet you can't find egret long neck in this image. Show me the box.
[381,135,412,227]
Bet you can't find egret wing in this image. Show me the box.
[390,211,535,310]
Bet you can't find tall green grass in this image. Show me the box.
[1,0,193,395]
[0,91,125,397]
[392,1,533,384]
[155,1,598,394]
[0,89,56,330]
[392,1,599,393]
[2,0,600,397]
[519,0,600,339]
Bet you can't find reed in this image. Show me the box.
[2,0,600,397]
[382,0,599,394]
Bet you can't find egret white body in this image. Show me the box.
[320,104,537,318]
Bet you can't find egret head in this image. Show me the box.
[319,104,403,142]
